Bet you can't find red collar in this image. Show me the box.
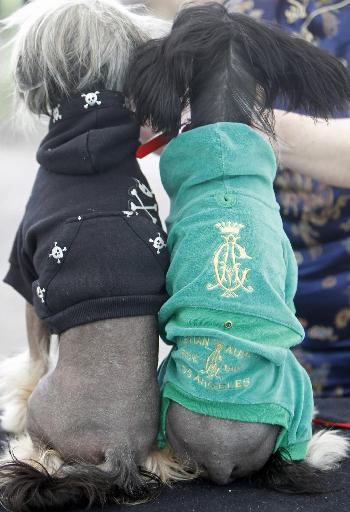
[136,134,169,159]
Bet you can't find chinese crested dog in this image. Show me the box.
[0,1,177,511]
[126,2,350,494]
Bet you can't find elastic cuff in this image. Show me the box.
[280,442,308,461]
[42,294,168,334]
[162,382,290,425]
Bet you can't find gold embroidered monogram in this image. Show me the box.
[207,222,254,298]
[177,337,253,392]
[201,342,224,378]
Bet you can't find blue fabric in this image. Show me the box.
[225,0,350,399]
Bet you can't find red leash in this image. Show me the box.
[313,418,350,429]
[136,134,170,159]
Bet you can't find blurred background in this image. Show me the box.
[0,0,195,359]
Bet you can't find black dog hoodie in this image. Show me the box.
[4,91,169,334]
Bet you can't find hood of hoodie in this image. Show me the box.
[22,90,162,243]
[37,91,140,175]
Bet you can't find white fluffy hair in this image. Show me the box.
[0,350,49,435]
[0,434,63,476]
[1,0,170,115]
[306,430,350,471]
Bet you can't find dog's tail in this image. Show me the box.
[0,434,162,512]
[252,429,350,494]
[126,2,350,137]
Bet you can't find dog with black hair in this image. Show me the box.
[126,2,350,493]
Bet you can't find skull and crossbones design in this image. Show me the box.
[52,105,62,123]
[123,179,158,224]
[149,233,167,254]
[81,91,102,109]
[36,286,46,303]
[49,242,67,264]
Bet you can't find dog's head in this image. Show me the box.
[126,2,350,137]
[1,0,170,116]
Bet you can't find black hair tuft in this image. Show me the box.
[126,2,350,138]
[0,451,162,512]
[250,449,336,495]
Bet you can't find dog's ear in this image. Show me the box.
[127,3,350,137]
[15,54,36,92]
[12,52,51,116]
[229,13,350,121]
[125,3,244,136]
[126,36,194,137]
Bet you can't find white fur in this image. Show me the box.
[145,447,198,483]
[306,429,350,470]
[0,351,49,434]
[1,0,171,119]
[0,433,63,476]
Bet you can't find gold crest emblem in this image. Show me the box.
[207,222,254,298]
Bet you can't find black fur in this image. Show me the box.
[0,451,162,512]
[126,2,350,137]
[250,450,335,494]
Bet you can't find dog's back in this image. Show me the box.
[126,2,350,492]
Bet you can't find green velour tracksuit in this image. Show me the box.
[157,123,314,461]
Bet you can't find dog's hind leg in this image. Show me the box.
[165,401,279,485]
[24,316,160,468]
[0,316,163,511]
[0,303,50,434]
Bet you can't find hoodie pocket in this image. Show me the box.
[32,212,169,317]
[123,214,169,270]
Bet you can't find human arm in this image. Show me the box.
[274,110,350,188]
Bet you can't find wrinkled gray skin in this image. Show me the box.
[166,402,279,485]
[26,303,159,466]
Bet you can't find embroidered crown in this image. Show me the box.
[216,222,245,235]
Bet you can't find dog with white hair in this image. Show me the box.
[0,1,177,511]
